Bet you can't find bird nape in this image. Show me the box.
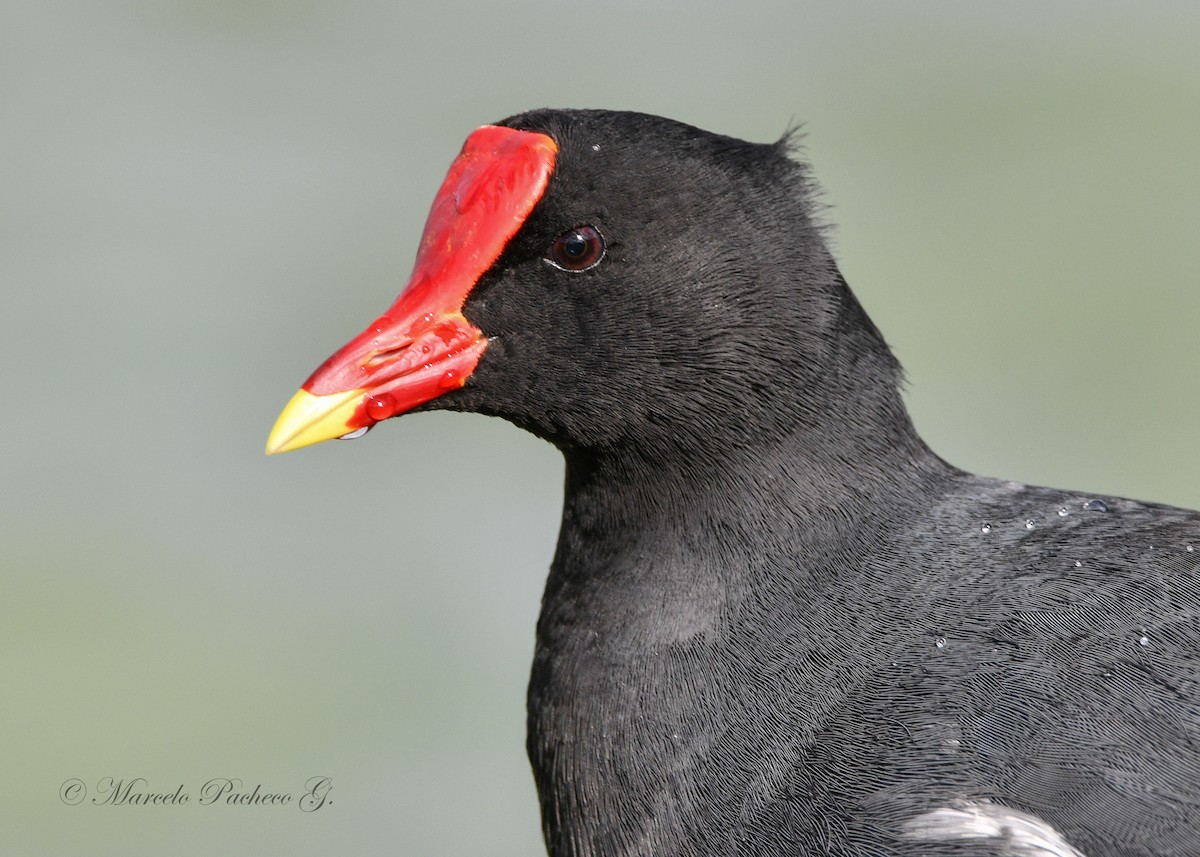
[266,109,1200,857]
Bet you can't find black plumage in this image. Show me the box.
[285,109,1200,855]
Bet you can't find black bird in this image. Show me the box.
[267,109,1200,856]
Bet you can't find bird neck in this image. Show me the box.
[555,384,942,553]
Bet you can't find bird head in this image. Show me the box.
[267,109,897,457]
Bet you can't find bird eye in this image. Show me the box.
[545,225,605,272]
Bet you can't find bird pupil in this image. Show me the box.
[564,233,587,257]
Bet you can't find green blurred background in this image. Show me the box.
[4,1,1197,854]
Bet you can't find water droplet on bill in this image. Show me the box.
[338,426,371,441]
[365,393,396,421]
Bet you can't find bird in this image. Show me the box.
[266,109,1200,856]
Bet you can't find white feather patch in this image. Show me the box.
[902,802,1085,857]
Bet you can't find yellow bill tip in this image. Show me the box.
[266,387,369,455]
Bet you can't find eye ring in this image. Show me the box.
[545,225,605,272]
